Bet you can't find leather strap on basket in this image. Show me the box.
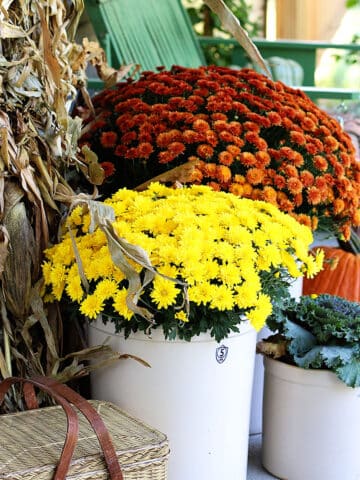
[0,376,79,480]
[0,376,124,480]
[31,375,124,480]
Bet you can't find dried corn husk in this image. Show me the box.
[203,0,270,76]
[0,0,124,412]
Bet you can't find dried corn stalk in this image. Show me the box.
[0,0,124,412]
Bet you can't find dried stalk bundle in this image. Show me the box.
[0,0,124,412]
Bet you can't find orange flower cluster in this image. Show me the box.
[79,65,360,239]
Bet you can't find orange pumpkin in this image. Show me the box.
[303,246,360,302]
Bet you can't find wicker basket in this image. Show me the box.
[0,399,169,479]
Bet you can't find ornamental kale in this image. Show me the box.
[260,294,360,387]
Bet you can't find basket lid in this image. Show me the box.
[0,400,169,479]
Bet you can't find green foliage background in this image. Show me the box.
[183,0,262,66]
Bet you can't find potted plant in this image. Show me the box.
[42,182,322,480]
[79,65,360,241]
[257,293,360,480]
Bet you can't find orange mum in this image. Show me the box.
[219,151,234,166]
[82,64,360,237]
[216,165,232,183]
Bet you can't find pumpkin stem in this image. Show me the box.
[338,227,360,255]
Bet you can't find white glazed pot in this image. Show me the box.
[89,320,257,480]
[262,356,360,480]
[249,276,303,434]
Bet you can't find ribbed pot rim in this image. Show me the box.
[263,355,359,391]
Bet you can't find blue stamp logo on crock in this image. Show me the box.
[215,344,229,364]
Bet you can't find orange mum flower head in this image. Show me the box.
[262,186,278,204]
[277,192,294,212]
[219,151,234,166]
[168,142,185,157]
[228,121,242,136]
[193,119,210,132]
[300,170,315,187]
[243,121,260,133]
[183,130,202,144]
[234,174,246,184]
[307,186,322,205]
[255,151,271,168]
[227,145,241,158]
[283,165,299,178]
[246,168,265,185]
[290,131,306,145]
[333,198,345,215]
[340,224,351,241]
[287,177,303,195]
[83,65,360,236]
[197,144,214,159]
[207,181,221,191]
[229,182,244,196]
[352,209,360,226]
[239,152,257,167]
[121,131,137,145]
[242,182,253,197]
[219,131,234,143]
[189,167,204,183]
[100,162,116,178]
[137,142,154,159]
[156,129,182,148]
[324,135,339,153]
[100,131,118,148]
[203,162,218,178]
[205,130,218,147]
[293,192,303,207]
[273,174,286,190]
[295,214,312,229]
[158,150,177,164]
[213,120,228,132]
[311,216,319,231]
[216,165,232,184]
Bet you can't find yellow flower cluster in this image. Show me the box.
[42,184,323,338]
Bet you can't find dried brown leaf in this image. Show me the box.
[256,334,288,359]
[36,176,59,212]
[3,199,34,318]
[203,0,271,77]
[68,226,89,293]
[0,112,17,169]
[30,284,59,362]
[0,21,27,39]
[65,0,84,42]
[81,38,139,88]
[135,160,202,191]
[37,5,61,89]
[80,145,105,185]
[0,225,10,276]
[0,348,10,378]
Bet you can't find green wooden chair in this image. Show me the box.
[85,0,360,102]
[85,0,205,73]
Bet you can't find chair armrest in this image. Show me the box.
[198,37,360,87]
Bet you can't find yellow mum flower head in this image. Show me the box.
[113,289,134,320]
[42,184,323,341]
[65,264,84,302]
[150,276,180,309]
[175,311,189,323]
[80,294,104,320]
